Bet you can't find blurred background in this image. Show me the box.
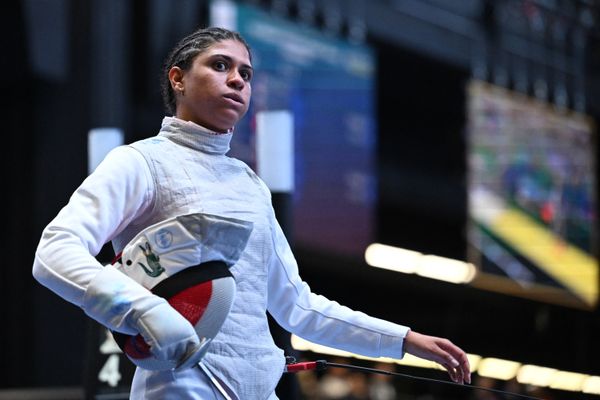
[2,0,600,399]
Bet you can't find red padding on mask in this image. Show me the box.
[167,280,213,326]
[122,281,213,360]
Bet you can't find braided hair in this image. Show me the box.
[161,27,251,115]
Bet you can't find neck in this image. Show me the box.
[173,113,232,135]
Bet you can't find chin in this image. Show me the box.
[212,122,236,133]
[216,114,244,132]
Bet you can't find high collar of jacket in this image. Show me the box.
[158,116,232,155]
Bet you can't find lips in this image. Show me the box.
[223,92,244,105]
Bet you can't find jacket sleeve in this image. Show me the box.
[32,145,154,307]
[266,218,410,360]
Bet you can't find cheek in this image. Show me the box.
[244,86,252,105]
[189,73,218,94]
[240,104,250,118]
[242,91,251,114]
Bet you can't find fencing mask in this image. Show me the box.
[111,212,253,370]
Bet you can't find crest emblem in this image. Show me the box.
[154,228,173,249]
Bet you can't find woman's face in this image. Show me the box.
[170,39,253,132]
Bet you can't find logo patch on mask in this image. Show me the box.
[137,242,165,277]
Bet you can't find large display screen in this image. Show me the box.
[466,80,598,309]
[216,3,377,257]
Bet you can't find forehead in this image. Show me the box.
[200,40,251,65]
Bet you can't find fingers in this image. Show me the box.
[437,339,471,384]
[442,361,460,383]
[175,337,212,370]
[439,352,463,384]
[404,331,471,384]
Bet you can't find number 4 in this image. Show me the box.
[98,354,122,387]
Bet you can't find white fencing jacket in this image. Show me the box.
[33,117,410,399]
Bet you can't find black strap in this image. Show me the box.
[151,261,232,299]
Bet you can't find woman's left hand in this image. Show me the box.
[403,330,471,384]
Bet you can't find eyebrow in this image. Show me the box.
[209,54,253,71]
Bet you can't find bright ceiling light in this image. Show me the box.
[365,243,476,283]
[517,364,557,387]
[583,376,600,394]
[467,354,482,373]
[477,358,521,380]
[550,371,588,392]
[417,255,477,284]
[396,353,440,369]
[365,243,420,274]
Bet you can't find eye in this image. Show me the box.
[240,69,253,82]
[213,60,228,71]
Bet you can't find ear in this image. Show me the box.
[168,66,185,92]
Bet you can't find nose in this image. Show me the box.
[227,70,245,90]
